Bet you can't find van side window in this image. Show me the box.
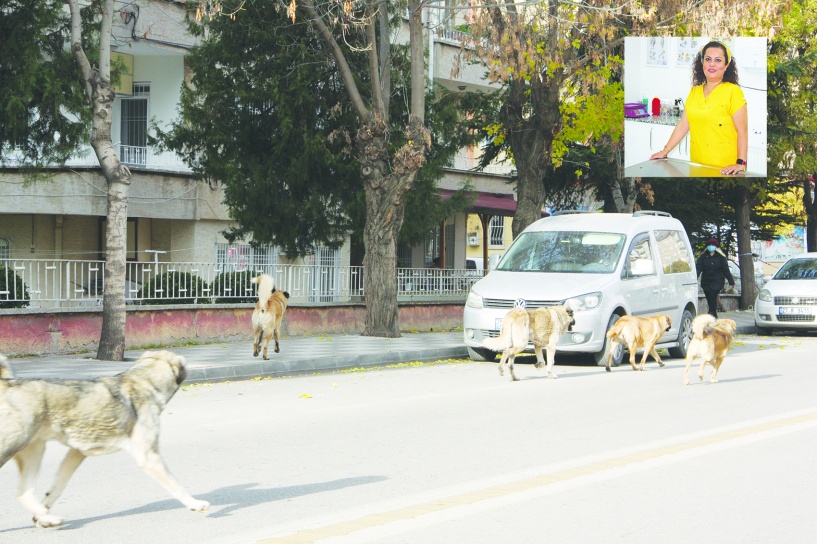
[654,230,693,274]
[623,234,655,278]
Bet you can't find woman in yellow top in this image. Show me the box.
[650,41,748,175]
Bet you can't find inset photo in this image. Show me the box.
[623,36,767,178]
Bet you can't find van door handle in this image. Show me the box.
[652,289,659,295]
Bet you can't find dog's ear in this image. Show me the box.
[171,354,188,385]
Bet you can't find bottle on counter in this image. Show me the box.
[651,97,661,116]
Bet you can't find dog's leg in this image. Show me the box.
[273,324,280,353]
[683,354,694,385]
[508,353,518,381]
[698,358,707,381]
[533,346,545,369]
[652,346,665,367]
[42,448,86,511]
[262,329,274,360]
[253,329,262,358]
[605,339,619,372]
[497,350,508,376]
[545,342,558,379]
[628,343,640,371]
[14,441,64,528]
[128,427,210,513]
[711,358,723,383]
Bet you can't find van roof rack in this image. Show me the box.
[551,210,594,216]
[633,210,672,217]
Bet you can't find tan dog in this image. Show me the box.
[605,314,672,371]
[0,351,209,528]
[684,314,737,384]
[251,274,290,359]
[483,305,575,381]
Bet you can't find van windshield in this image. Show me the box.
[495,231,626,273]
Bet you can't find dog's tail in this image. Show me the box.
[251,274,275,306]
[483,313,528,352]
[0,354,13,380]
[692,314,716,338]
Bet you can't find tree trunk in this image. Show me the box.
[735,184,756,309]
[501,78,561,238]
[69,0,129,360]
[804,177,817,252]
[90,73,130,360]
[359,116,428,337]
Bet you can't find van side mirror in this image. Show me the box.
[488,254,502,270]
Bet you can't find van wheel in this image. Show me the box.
[467,346,496,362]
[668,309,693,359]
[594,314,624,367]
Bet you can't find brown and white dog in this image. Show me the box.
[684,314,737,384]
[251,274,290,359]
[483,305,575,381]
[605,314,672,372]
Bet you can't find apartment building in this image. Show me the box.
[0,1,515,306]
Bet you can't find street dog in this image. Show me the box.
[251,274,290,359]
[0,350,209,528]
[483,305,575,381]
[605,314,672,372]
[684,314,737,385]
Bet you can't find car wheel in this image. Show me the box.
[594,313,624,367]
[755,324,773,336]
[467,346,497,362]
[668,309,694,359]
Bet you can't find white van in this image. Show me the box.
[463,211,699,366]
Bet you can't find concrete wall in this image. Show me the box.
[0,303,464,357]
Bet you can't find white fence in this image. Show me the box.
[0,259,483,309]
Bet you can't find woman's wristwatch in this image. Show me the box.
[736,158,747,170]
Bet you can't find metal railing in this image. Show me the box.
[0,259,483,309]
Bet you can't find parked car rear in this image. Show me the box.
[755,252,817,334]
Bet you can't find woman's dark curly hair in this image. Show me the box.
[691,41,740,86]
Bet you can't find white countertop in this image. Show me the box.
[624,157,765,178]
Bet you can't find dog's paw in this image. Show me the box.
[711,378,719,384]
[658,361,665,367]
[683,378,690,385]
[188,499,210,513]
[534,362,544,369]
[33,514,64,528]
[547,372,558,379]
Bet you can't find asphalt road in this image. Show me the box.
[2,333,816,544]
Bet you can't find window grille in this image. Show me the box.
[0,239,9,260]
[215,243,278,274]
[119,83,149,166]
[489,216,505,247]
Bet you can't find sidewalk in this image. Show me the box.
[5,311,757,382]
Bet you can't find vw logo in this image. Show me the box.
[513,298,527,308]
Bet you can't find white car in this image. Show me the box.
[463,211,699,366]
[754,252,817,334]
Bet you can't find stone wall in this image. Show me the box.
[0,302,464,357]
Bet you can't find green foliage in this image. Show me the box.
[155,1,360,257]
[157,0,481,256]
[139,271,208,305]
[210,270,259,304]
[0,264,29,308]
[0,0,92,166]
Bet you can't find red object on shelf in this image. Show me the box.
[651,97,661,116]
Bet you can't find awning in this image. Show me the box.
[439,189,517,217]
